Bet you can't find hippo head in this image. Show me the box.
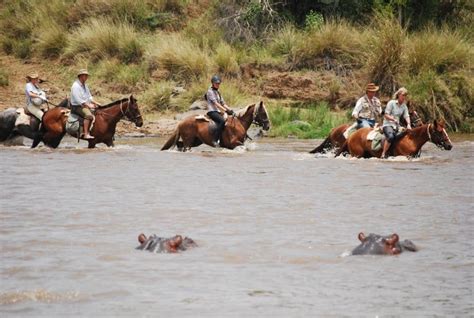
[352,233,402,255]
[136,233,196,253]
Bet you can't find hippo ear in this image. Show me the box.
[138,233,147,244]
[385,234,399,245]
[358,232,366,242]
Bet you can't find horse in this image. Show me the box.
[0,99,69,145]
[339,119,452,158]
[161,101,270,151]
[32,95,143,149]
[309,109,423,154]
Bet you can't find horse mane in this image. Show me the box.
[236,103,256,117]
[97,98,129,109]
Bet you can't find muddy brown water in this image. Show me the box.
[1,136,473,317]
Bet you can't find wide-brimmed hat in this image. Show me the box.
[366,83,379,92]
[77,69,89,77]
[393,87,408,99]
[26,72,39,79]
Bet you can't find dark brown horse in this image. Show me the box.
[32,95,143,148]
[309,109,423,154]
[340,119,452,158]
[161,101,270,151]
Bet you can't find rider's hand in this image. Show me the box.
[407,125,412,130]
[226,109,235,116]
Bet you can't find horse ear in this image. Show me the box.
[433,119,438,129]
[259,100,263,108]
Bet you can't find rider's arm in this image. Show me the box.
[404,108,411,129]
[383,102,397,122]
[352,98,362,119]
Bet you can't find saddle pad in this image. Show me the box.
[343,122,358,139]
[195,114,209,122]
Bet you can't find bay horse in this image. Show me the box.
[161,101,270,151]
[32,95,143,148]
[340,119,452,158]
[309,109,423,154]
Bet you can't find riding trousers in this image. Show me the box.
[207,111,225,141]
[383,126,397,143]
[26,104,44,121]
[71,105,94,121]
[356,118,375,129]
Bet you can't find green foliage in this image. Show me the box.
[140,80,176,112]
[35,21,68,58]
[304,10,324,30]
[268,103,348,138]
[213,43,240,77]
[95,59,149,93]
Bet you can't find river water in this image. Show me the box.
[0,136,473,317]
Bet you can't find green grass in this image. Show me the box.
[268,103,348,139]
[0,67,8,86]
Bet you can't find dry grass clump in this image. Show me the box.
[213,43,240,77]
[147,33,210,82]
[140,81,177,112]
[95,59,149,93]
[405,27,473,75]
[290,20,364,70]
[269,24,305,61]
[365,11,406,94]
[65,18,144,63]
[35,21,68,58]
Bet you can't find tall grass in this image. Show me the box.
[268,103,348,139]
[405,27,473,75]
[140,80,176,112]
[365,11,406,94]
[35,21,68,58]
[0,67,8,87]
[95,59,149,93]
[213,42,240,77]
[65,18,144,63]
[147,33,210,82]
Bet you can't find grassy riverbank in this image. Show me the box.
[0,0,472,137]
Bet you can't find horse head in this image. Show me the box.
[125,95,143,127]
[429,119,452,150]
[253,101,271,131]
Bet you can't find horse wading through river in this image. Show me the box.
[161,101,270,151]
[339,119,452,158]
[32,95,143,148]
[309,110,423,154]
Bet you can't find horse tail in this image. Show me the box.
[161,128,180,150]
[334,140,348,157]
[309,136,331,153]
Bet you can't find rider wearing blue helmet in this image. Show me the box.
[206,75,235,147]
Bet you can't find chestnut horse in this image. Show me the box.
[340,119,452,158]
[32,95,143,148]
[161,101,270,151]
[309,110,423,154]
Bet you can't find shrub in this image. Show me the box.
[35,21,68,58]
[291,20,364,70]
[213,42,240,77]
[95,59,149,93]
[405,27,473,75]
[140,81,176,112]
[268,103,348,139]
[365,11,406,94]
[147,33,210,82]
[269,24,305,62]
[65,18,144,63]
[13,40,33,59]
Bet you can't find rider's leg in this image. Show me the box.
[381,126,395,158]
[82,108,94,139]
[26,104,44,121]
[207,111,225,146]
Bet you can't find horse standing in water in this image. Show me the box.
[161,101,270,151]
[340,119,452,158]
[32,95,143,148]
[309,109,423,154]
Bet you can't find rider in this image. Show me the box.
[381,87,412,158]
[352,83,382,129]
[70,69,100,140]
[25,72,48,121]
[206,75,235,147]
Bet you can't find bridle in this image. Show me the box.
[252,104,270,127]
[119,98,142,124]
[427,123,452,148]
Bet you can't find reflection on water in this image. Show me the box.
[0,137,473,317]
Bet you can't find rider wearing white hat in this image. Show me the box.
[70,69,99,140]
[25,72,48,121]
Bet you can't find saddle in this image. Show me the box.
[367,127,407,152]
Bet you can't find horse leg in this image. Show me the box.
[309,136,331,154]
[88,140,97,149]
[334,141,348,157]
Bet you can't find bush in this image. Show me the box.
[13,40,33,59]
[405,27,473,75]
[365,11,406,94]
[147,33,210,82]
[268,103,348,139]
[213,42,240,77]
[35,21,68,58]
[65,18,144,63]
[269,24,305,62]
[140,81,177,112]
[95,59,149,93]
[291,20,364,70]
